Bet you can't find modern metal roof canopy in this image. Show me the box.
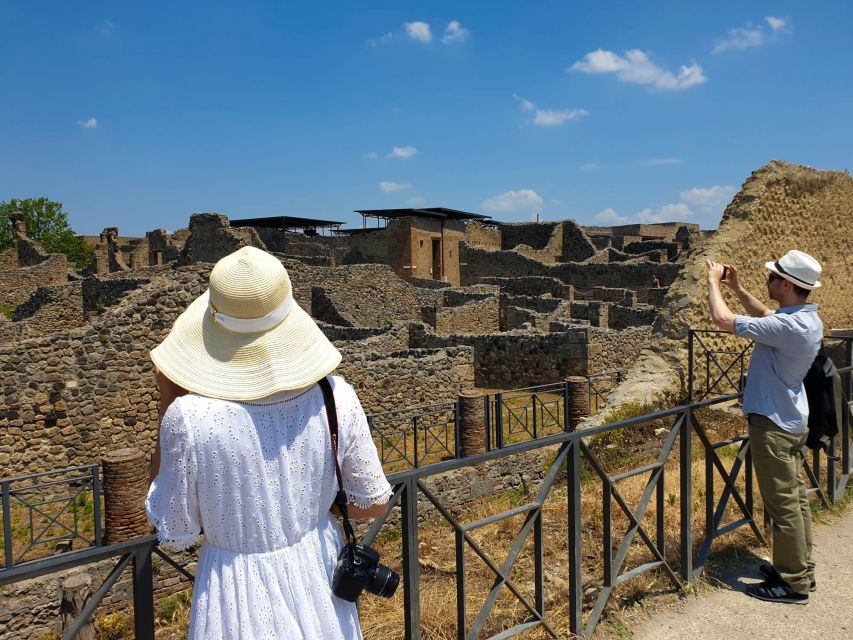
[230,215,345,231]
[354,207,492,223]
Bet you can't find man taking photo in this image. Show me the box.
[706,250,823,604]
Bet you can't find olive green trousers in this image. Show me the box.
[747,413,814,595]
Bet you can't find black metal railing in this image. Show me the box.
[2,332,851,639]
[485,382,569,450]
[1,464,102,570]
[587,369,628,414]
[367,401,460,470]
[688,329,753,401]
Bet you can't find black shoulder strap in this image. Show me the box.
[318,377,357,548]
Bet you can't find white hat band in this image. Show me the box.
[209,294,294,333]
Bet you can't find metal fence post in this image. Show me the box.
[401,477,421,639]
[687,330,695,402]
[567,440,583,637]
[495,393,504,449]
[843,338,852,477]
[679,407,693,582]
[132,543,156,640]
[1,481,12,569]
[92,465,103,547]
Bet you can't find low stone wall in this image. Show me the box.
[434,297,500,334]
[478,276,566,298]
[0,254,69,308]
[607,304,658,330]
[410,325,590,388]
[81,274,155,315]
[336,347,475,414]
[459,243,683,289]
[0,248,16,271]
[592,286,629,304]
[502,294,562,314]
[409,277,452,290]
[0,282,86,344]
[336,322,411,356]
[588,326,652,374]
[570,301,609,327]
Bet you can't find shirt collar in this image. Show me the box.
[775,303,818,314]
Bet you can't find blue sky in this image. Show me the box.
[1,1,851,236]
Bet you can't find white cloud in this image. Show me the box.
[364,151,379,159]
[77,117,98,129]
[389,145,417,159]
[514,95,588,127]
[481,189,544,215]
[404,21,432,43]
[766,16,791,33]
[99,20,115,38]
[680,185,736,208]
[712,26,764,54]
[367,32,395,47]
[635,202,693,223]
[406,196,426,206]
[580,163,601,172]
[644,157,683,166]
[380,181,412,192]
[595,208,628,224]
[570,49,707,91]
[442,20,469,44]
[534,108,588,126]
[551,198,563,205]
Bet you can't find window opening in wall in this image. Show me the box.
[419,240,424,247]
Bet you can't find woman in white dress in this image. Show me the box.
[146,246,392,640]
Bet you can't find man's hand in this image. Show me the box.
[707,260,726,283]
[721,264,740,290]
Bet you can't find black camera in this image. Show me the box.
[331,543,400,602]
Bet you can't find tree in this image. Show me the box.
[0,197,94,269]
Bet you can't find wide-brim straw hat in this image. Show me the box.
[765,249,822,290]
[151,246,341,401]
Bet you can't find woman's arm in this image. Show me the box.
[331,501,390,521]
[149,367,188,484]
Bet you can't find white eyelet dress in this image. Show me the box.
[146,376,393,640]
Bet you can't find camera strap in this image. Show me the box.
[318,376,358,553]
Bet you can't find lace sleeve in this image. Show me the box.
[334,378,393,509]
[145,398,201,550]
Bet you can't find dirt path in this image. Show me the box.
[632,509,853,640]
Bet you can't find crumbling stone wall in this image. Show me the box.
[465,221,501,249]
[178,213,267,264]
[3,281,85,334]
[0,248,16,270]
[0,254,69,309]
[501,222,559,252]
[308,264,425,327]
[607,304,658,330]
[560,220,597,262]
[459,243,682,289]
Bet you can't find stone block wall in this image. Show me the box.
[592,286,630,304]
[0,282,86,343]
[500,221,560,252]
[434,297,500,334]
[0,254,69,308]
[465,221,501,249]
[560,220,597,262]
[336,347,475,414]
[459,243,683,289]
[410,324,590,389]
[0,248,17,270]
[477,276,566,298]
[607,304,658,330]
[178,213,267,265]
[588,326,653,374]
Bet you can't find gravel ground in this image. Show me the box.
[632,508,853,640]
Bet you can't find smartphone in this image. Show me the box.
[721,266,729,281]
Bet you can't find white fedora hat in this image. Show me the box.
[151,246,341,401]
[765,249,822,290]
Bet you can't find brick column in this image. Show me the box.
[102,448,151,544]
[565,377,589,431]
[458,391,486,457]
